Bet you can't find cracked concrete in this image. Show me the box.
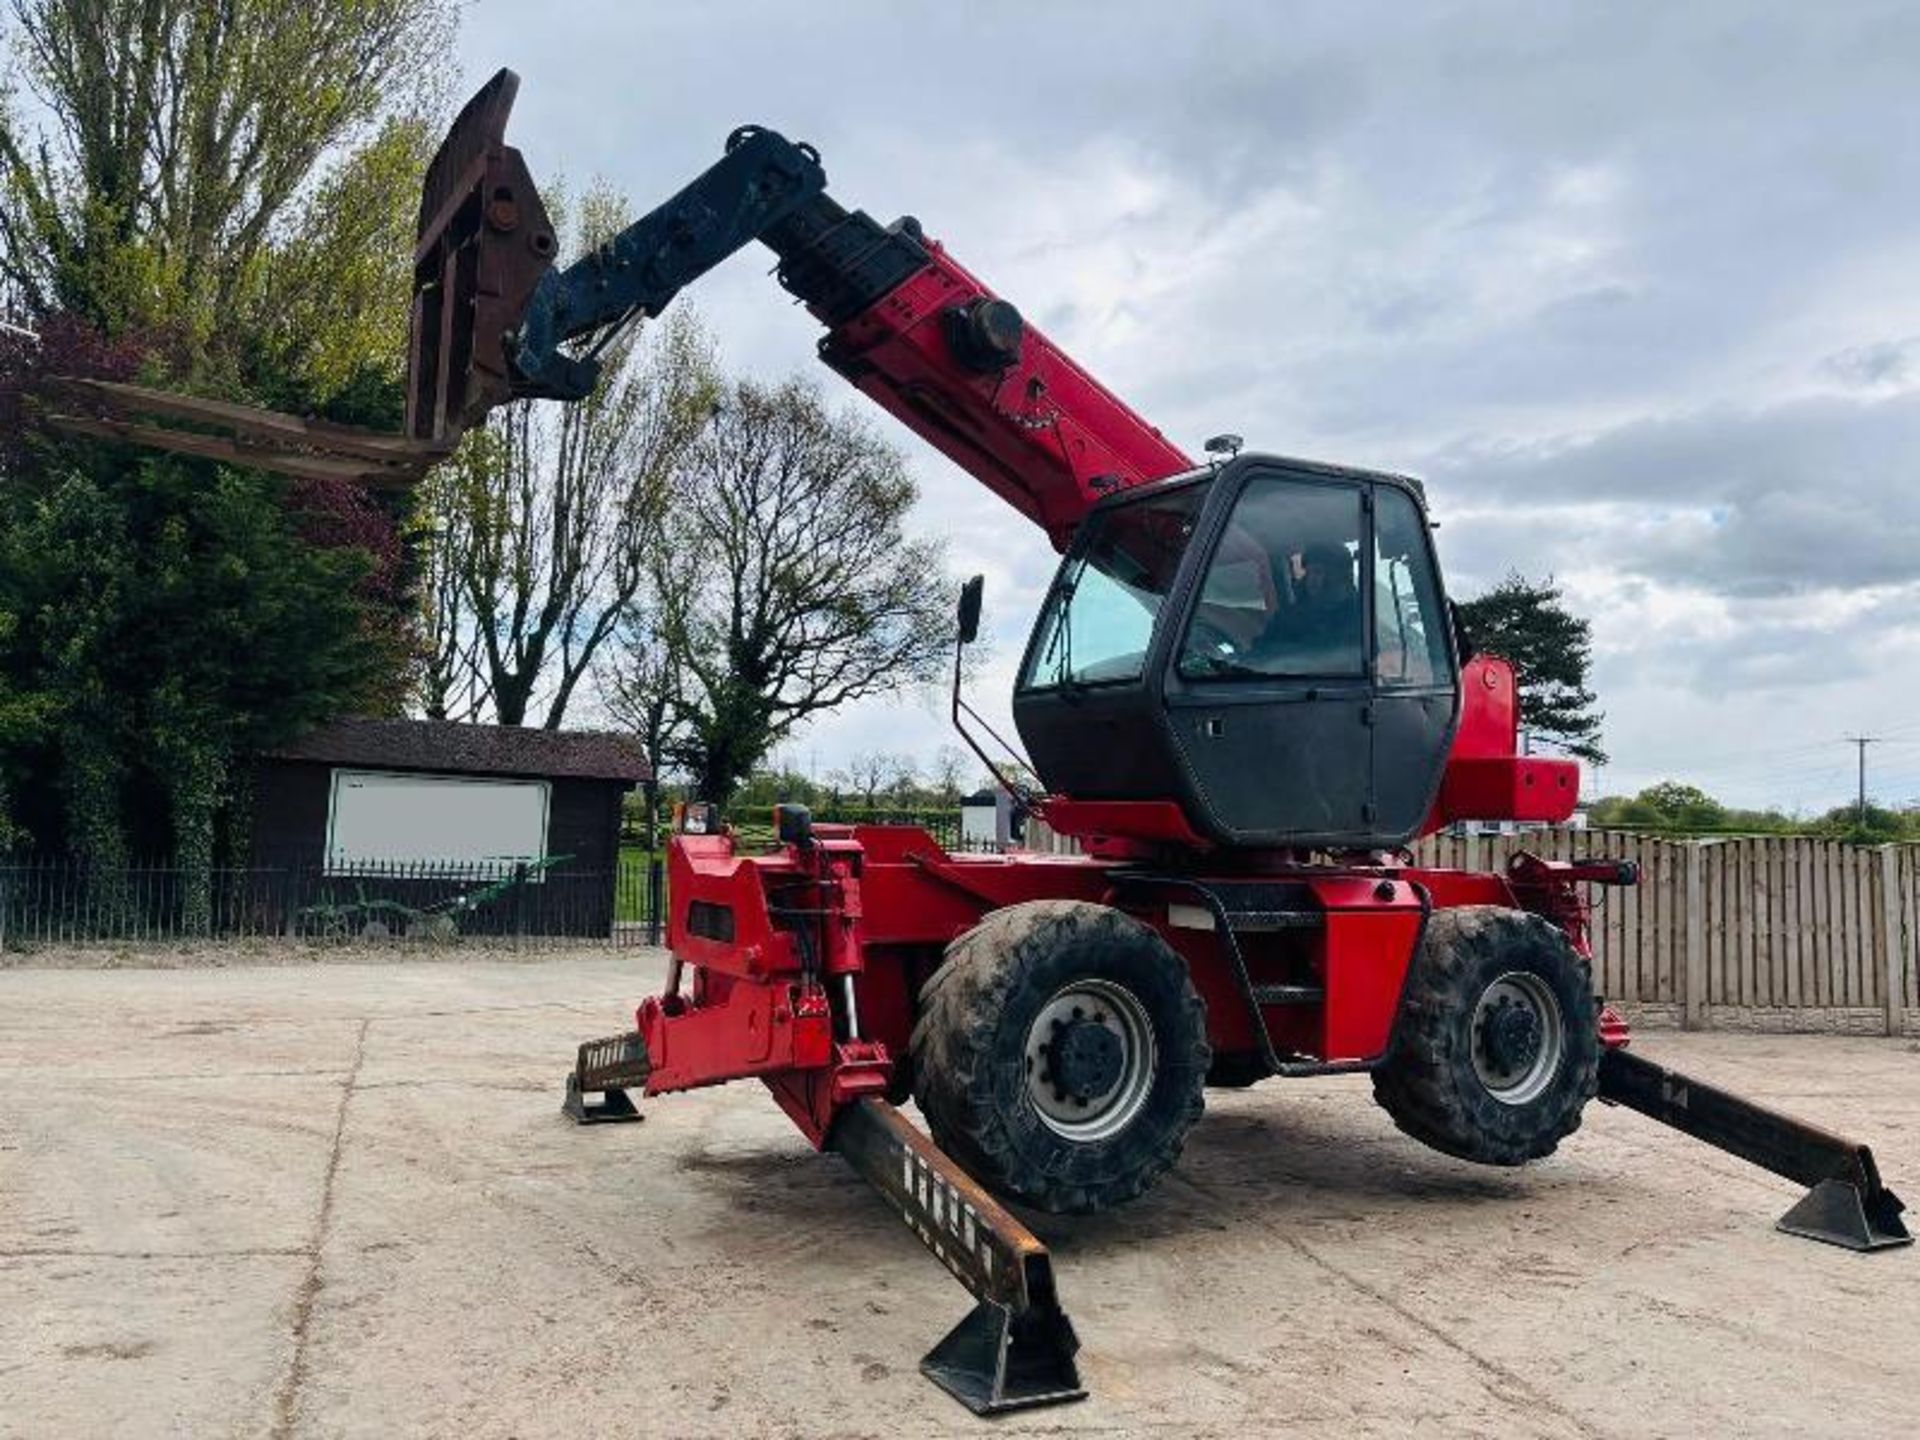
[269,1018,367,1440]
[1,951,1916,1438]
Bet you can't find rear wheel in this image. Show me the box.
[910,900,1209,1213]
[1371,905,1599,1165]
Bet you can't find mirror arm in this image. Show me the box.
[948,579,1041,810]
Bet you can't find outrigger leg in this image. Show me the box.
[560,1039,1086,1412]
[831,1098,1086,1415]
[1598,1047,1911,1252]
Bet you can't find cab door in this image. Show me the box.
[1160,465,1375,844]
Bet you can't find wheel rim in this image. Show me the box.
[1024,977,1158,1141]
[1470,970,1564,1105]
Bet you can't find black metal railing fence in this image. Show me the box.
[0,853,665,950]
[0,809,1005,951]
[624,806,1014,852]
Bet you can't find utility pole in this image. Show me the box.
[1845,735,1879,825]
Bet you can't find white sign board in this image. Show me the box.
[325,769,550,873]
[961,801,1000,846]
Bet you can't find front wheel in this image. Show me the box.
[1371,905,1599,1166]
[910,900,1210,1213]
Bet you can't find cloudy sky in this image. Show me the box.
[458,1,1920,813]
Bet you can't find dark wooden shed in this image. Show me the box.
[250,719,649,938]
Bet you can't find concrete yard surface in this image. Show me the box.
[2,951,1916,1438]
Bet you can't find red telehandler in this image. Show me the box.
[59,71,1908,1414]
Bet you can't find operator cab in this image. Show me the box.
[1012,453,1460,849]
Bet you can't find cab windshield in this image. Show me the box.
[1019,481,1209,690]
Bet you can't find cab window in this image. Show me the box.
[1372,487,1450,687]
[1179,480,1365,679]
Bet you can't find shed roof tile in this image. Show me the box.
[264,718,650,782]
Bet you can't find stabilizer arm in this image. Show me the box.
[832,1096,1086,1415]
[563,1031,1085,1414]
[1598,1046,1910,1252]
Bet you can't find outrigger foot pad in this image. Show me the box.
[923,1299,1086,1416]
[1778,1177,1911,1252]
[561,1032,652,1126]
[1598,1047,1912,1253]
[562,1074,642,1125]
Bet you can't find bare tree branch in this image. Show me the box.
[596,603,685,847]
[656,376,957,803]
[415,213,719,730]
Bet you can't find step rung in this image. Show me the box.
[1251,984,1325,1006]
[1167,904,1323,934]
[1227,910,1322,932]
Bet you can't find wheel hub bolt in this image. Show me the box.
[1050,1017,1124,1101]
[1481,1002,1543,1076]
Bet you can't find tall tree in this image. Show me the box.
[247,113,438,422]
[0,0,452,386]
[0,458,393,869]
[416,187,720,727]
[596,603,686,848]
[0,606,51,851]
[1456,573,1606,764]
[413,455,492,724]
[0,0,450,892]
[653,377,956,804]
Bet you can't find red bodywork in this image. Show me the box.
[642,826,1627,1148]
[1428,653,1580,834]
[813,240,1192,551]
[633,214,1604,1147]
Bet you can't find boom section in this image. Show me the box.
[439,70,1190,546]
[49,68,1190,538]
[762,201,1193,546]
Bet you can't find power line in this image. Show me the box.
[1606,734,1914,786]
[1600,732,1920,799]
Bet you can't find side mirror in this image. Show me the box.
[957,574,985,646]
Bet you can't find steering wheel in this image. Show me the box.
[1184,616,1243,665]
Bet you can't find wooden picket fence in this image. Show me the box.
[1411,830,1916,1035]
[1024,821,1918,1036]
